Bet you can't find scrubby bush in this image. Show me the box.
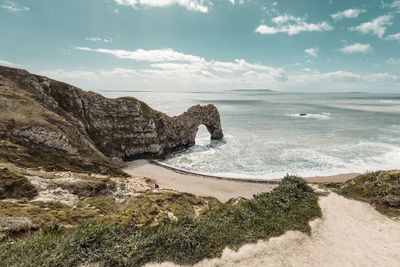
[331,170,400,219]
[0,176,321,267]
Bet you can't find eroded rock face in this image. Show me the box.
[0,66,223,174]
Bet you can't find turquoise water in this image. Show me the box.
[100,90,400,179]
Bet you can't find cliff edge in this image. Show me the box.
[0,66,223,175]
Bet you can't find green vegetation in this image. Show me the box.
[0,163,219,232]
[0,82,126,177]
[0,140,128,177]
[56,177,116,197]
[0,168,37,199]
[0,191,218,233]
[328,170,400,219]
[0,176,321,267]
[0,201,98,229]
[97,191,220,226]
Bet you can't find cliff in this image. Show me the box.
[0,66,223,175]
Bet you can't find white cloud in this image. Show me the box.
[44,47,400,92]
[255,14,333,36]
[330,8,366,21]
[114,0,212,13]
[350,15,393,38]
[40,69,102,80]
[304,48,318,58]
[49,47,291,90]
[390,0,400,8]
[229,0,246,5]
[386,32,400,41]
[74,46,287,81]
[40,66,400,93]
[340,43,372,54]
[288,70,399,87]
[271,14,302,24]
[85,37,113,43]
[75,47,206,62]
[1,1,29,12]
[386,58,400,65]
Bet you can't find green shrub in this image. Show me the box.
[0,176,321,267]
[335,170,400,206]
[330,170,400,219]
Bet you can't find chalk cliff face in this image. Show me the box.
[0,66,223,175]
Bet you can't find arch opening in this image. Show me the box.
[195,124,212,146]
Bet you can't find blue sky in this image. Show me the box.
[0,0,400,92]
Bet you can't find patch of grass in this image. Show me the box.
[0,176,321,267]
[0,201,99,228]
[375,205,400,221]
[79,196,119,214]
[56,177,116,197]
[0,168,37,199]
[99,191,220,226]
[333,171,400,205]
[0,190,220,235]
[0,140,128,177]
[330,170,400,219]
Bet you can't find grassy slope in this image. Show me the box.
[0,81,126,177]
[0,176,321,267]
[0,168,221,232]
[328,170,400,219]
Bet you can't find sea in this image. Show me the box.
[100,89,400,180]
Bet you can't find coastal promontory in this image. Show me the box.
[0,66,223,175]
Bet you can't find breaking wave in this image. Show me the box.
[286,112,332,120]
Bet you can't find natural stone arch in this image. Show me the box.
[187,104,224,140]
[164,104,224,149]
[0,65,224,163]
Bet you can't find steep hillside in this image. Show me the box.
[0,66,223,175]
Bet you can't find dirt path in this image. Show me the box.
[147,193,400,267]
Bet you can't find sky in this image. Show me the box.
[0,0,400,92]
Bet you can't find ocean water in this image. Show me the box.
[100,90,400,179]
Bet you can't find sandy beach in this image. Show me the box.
[124,160,358,202]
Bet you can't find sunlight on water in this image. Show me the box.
[101,90,400,179]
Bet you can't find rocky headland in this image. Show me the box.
[0,66,223,176]
[0,65,225,239]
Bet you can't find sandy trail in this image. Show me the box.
[147,193,400,267]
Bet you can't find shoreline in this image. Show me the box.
[149,160,359,183]
[124,160,359,202]
[149,160,280,184]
